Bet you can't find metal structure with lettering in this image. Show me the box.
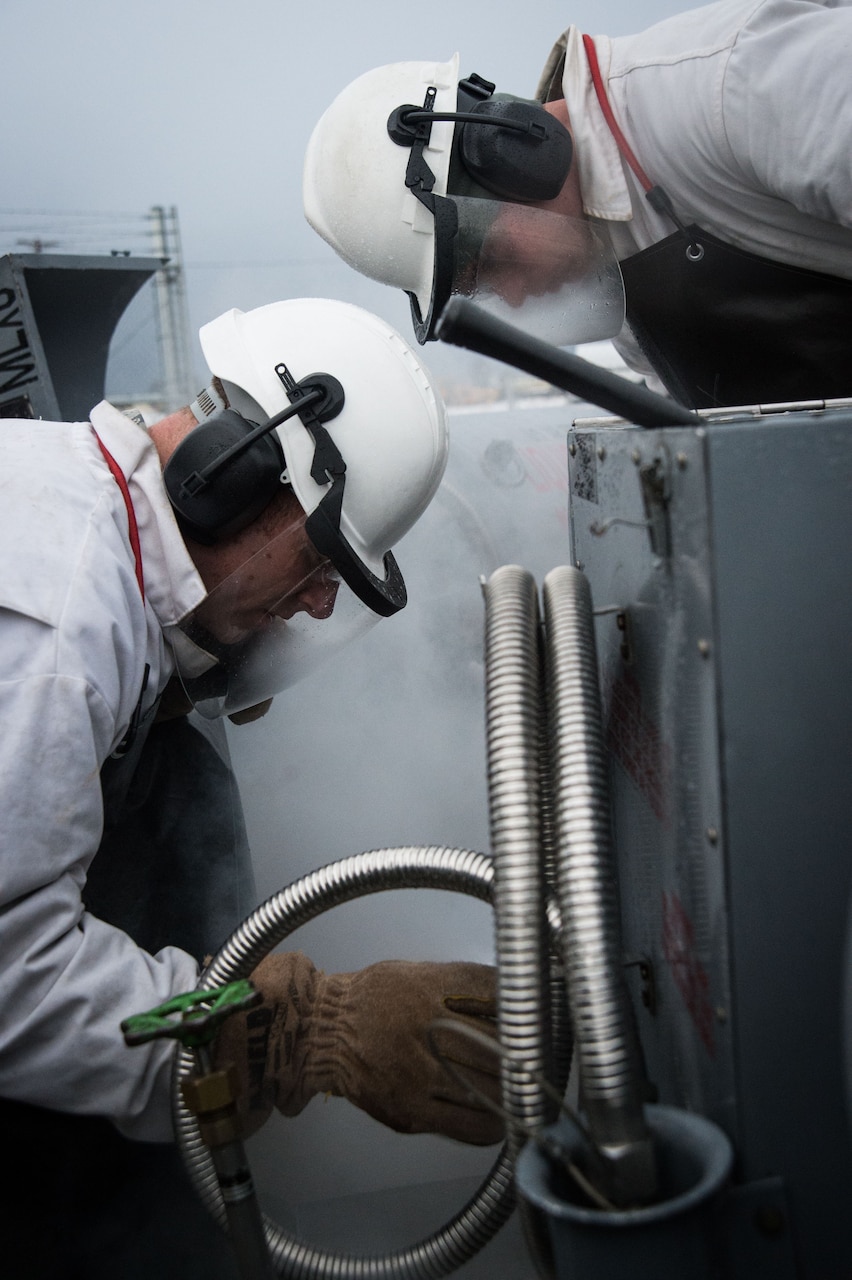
[0,253,161,421]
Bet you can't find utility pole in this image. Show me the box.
[149,205,196,411]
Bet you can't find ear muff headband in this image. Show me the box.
[388,75,572,205]
[164,381,325,545]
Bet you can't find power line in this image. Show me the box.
[0,206,153,218]
[184,257,338,270]
[0,205,196,413]
[0,207,161,259]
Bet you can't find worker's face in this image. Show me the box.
[453,96,590,309]
[473,203,596,308]
[177,504,382,719]
[449,195,625,346]
[193,516,340,646]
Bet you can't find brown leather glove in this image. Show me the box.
[215,951,503,1145]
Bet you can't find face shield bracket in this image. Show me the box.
[275,361,408,617]
[275,363,347,486]
[388,87,441,202]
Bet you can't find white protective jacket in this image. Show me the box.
[538,0,852,379]
[0,402,206,1141]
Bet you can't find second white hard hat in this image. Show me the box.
[303,56,460,330]
[303,57,624,348]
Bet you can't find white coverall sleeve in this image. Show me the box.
[722,0,852,231]
[0,667,199,1142]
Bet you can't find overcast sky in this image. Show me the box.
[1,0,704,389]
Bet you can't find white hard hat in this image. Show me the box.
[303,58,625,348]
[304,56,460,331]
[198,297,449,616]
[171,297,449,717]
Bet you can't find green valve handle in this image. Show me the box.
[121,980,261,1050]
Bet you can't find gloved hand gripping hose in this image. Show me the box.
[215,950,503,1145]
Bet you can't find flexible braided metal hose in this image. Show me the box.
[173,846,515,1278]
[483,567,562,1279]
[483,567,551,1144]
[542,566,655,1204]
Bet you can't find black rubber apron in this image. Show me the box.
[583,34,852,410]
[620,224,852,410]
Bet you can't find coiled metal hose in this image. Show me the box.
[174,846,515,1279]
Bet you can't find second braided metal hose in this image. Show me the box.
[483,566,560,1277]
[483,566,552,1146]
[543,565,656,1206]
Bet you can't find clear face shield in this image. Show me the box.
[394,84,625,347]
[446,195,625,346]
[174,507,380,719]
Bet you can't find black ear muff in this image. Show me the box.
[388,80,573,207]
[458,98,573,203]
[164,408,285,545]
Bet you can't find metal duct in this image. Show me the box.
[0,253,160,421]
